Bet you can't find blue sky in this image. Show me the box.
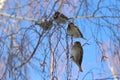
[1,0,120,80]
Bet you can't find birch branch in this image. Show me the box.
[1,12,120,24]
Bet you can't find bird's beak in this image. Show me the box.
[70,56,73,58]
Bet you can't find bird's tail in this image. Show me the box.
[82,37,88,41]
[79,66,83,72]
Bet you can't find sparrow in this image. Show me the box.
[71,41,83,72]
[67,22,86,40]
[35,19,53,30]
[53,11,69,24]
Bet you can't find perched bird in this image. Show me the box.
[67,22,86,40]
[53,11,69,24]
[71,41,83,72]
[35,19,53,30]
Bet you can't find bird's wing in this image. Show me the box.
[74,26,83,38]
[60,14,69,20]
[79,46,83,66]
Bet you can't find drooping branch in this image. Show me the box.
[14,31,44,70]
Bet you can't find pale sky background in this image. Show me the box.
[0,0,120,80]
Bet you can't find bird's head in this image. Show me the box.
[68,22,74,27]
[54,11,60,19]
[68,23,74,30]
[74,41,81,46]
